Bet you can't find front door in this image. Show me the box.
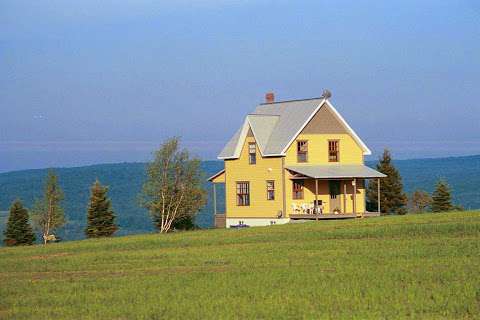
[329,180,342,213]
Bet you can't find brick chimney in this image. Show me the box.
[265,92,275,103]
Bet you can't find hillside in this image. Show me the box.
[0,211,479,319]
[0,161,224,241]
[0,155,479,242]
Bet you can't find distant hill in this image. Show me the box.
[0,155,478,243]
[0,161,224,242]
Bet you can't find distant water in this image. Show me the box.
[2,140,480,173]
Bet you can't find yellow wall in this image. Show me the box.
[284,134,363,165]
[283,133,365,215]
[223,129,367,218]
[225,135,284,218]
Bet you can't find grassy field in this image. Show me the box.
[1,212,479,319]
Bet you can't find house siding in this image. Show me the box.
[225,132,284,219]
[284,133,364,165]
[283,105,366,215]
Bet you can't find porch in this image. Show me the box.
[286,164,386,218]
[290,212,381,220]
[207,169,227,228]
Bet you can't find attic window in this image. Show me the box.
[248,143,256,164]
[297,140,308,163]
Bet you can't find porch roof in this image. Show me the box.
[286,164,386,179]
[207,169,225,183]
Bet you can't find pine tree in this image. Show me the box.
[431,180,454,212]
[367,149,407,214]
[3,200,36,246]
[85,179,118,238]
[32,170,66,244]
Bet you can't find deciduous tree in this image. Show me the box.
[140,137,206,233]
[32,170,66,244]
[367,149,407,214]
[3,200,35,246]
[410,190,432,213]
[85,179,118,238]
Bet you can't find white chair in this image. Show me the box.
[291,203,299,214]
[301,203,309,214]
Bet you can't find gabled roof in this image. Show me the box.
[218,97,371,159]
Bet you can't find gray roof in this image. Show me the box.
[252,98,324,155]
[219,98,324,158]
[286,165,386,179]
[218,126,243,159]
[246,114,279,154]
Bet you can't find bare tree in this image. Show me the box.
[140,137,206,233]
[409,189,432,213]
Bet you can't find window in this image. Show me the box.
[297,140,308,163]
[328,140,339,162]
[266,180,275,200]
[292,180,304,199]
[236,182,250,206]
[248,143,256,164]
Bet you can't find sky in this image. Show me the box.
[1,0,480,172]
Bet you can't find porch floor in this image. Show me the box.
[289,212,380,220]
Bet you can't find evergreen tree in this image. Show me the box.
[367,149,407,214]
[3,200,35,246]
[85,179,118,238]
[431,180,454,212]
[32,170,66,244]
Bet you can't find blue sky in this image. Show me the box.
[1,0,480,172]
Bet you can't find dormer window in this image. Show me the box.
[248,142,256,164]
[297,140,308,163]
[328,140,339,162]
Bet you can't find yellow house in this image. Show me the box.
[208,92,386,228]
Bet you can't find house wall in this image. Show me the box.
[282,104,366,214]
[224,134,284,219]
[284,133,364,165]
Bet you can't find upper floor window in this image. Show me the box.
[248,143,256,164]
[297,140,308,163]
[328,140,339,162]
[236,182,250,206]
[266,180,275,200]
[292,180,304,199]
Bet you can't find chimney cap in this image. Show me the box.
[265,92,275,103]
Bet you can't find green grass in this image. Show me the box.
[1,211,479,319]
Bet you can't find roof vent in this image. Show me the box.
[265,92,275,103]
[322,89,332,99]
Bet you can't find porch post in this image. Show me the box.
[377,178,381,214]
[353,178,357,215]
[315,179,319,220]
[213,183,217,216]
[343,181,347,213]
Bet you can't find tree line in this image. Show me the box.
[3,142,464,247]
[3,137,206,246]
[366,149,463,214]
